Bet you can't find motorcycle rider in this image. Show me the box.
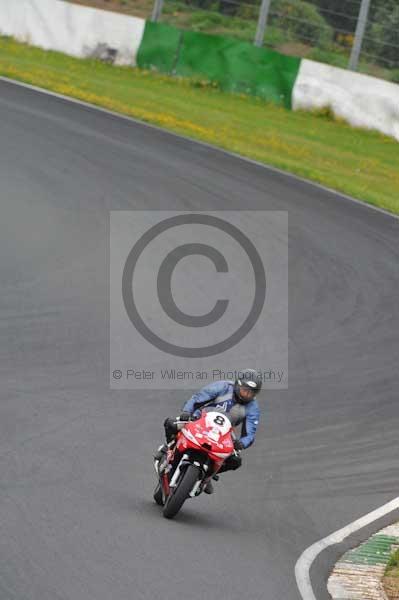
[156,368,262,494]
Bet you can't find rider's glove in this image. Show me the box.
[179,412,191,422]
[234,439,244,451]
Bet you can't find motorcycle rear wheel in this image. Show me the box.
[163,464,199,519]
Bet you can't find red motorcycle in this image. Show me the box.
[153,408,236,519]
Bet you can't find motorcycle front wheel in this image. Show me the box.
[163,464,200,519]
[153,482,164,506]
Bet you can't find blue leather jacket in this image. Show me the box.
[182,380,260,449]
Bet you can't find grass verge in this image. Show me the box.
[1,35,398,214]
[383,549,399,599]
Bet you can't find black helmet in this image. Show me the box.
[234,368,262,404]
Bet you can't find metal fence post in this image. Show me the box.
[151,0,164,22]
[254,0,272,47]
[348,0,372,71]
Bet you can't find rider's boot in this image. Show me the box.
[204,480,214,494]
[204,473,220,494]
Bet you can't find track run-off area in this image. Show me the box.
[1,78,398,600]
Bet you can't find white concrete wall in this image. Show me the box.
[293,59,399,141]
[0,0,146,65]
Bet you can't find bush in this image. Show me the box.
[270,0,333,49]
[306,0,359,34]
[218,0,239,16]
[264,25,289,47]
[184,0,215,10]
[189,11,225,27]
[389,69,399,84]
[236,4,258,20]
[366,5,399,68]
[308,46,348,68]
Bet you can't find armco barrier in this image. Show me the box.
[137,22,301,109]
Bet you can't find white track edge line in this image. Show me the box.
[1,75,398,222]
[295,496,399,600]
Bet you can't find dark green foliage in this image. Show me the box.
[389,69,399,83]
[366,3,399,68]
[283,0,399,67]
[270,0,333,47]
[307,0,359,34]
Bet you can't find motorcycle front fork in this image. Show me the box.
[168,454,210,497]
[155,449,214,498]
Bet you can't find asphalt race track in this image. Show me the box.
[1,78,398,600]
